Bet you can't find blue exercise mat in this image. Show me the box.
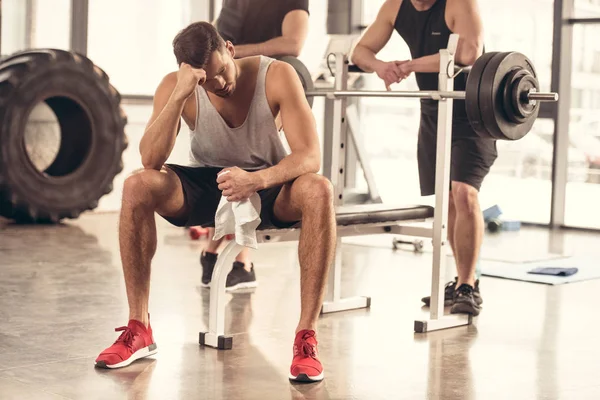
[481,256,599,285]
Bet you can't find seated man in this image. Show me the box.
[95,22,335,383]
[199,0,310,291]
[351,0,494,315]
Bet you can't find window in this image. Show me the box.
[574,0,600,18]
[1,0,29,55]
[87,0,191,96]
[565,25,600,229]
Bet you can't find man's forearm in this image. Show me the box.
[253,151,320,189]
[406,49,479,75]
[351,45,383,73]
[406,54,441,74]
[234,36,302,58]
[140,94,186,170]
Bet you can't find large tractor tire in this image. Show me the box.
[0,49,127,223]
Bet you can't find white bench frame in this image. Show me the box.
[199,34,471,350]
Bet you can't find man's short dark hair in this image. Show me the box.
[173,22,225,68]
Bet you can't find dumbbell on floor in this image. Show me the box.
[392,238,425,253]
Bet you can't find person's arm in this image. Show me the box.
[253,61,320,187]
[140,64,206,170]
[400,0,484,75]
[216,61,319,201]
[351,0,406,90]
[233,10,309,58]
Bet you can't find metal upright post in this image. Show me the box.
[415,34,470,332]
[324,52,348,308]
[322,52,371,314]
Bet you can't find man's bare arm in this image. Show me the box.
[140,65,205,170]
[402,0,484,74]
[253,61,320,189]
[234,10,309,58]
[351,0,399,73]
[139,74,185,170]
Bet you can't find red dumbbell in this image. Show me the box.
[189,227,209,240]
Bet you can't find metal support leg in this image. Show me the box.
[200,240,243,349]
[415,34,471,333]
[321,239,371,314]
[321,53,370,314]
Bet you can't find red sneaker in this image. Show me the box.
[95,320,157,369]
[289,330,324,382]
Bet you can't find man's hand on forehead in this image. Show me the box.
[174,63,207,100]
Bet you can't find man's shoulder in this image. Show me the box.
[265,58,296,83]
[157,72,178,92]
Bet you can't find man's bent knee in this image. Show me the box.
[451,181,479,214]
[122,168,184,213]
[294,174,334,206]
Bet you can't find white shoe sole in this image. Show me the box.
[288,371,324,382]
[200,281,258,291]
[95,344,158,369]
[226,281,258,292]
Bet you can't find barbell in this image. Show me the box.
[281,52,558,142]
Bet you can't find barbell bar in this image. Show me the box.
[304,89,558,102]
[284,51,559,142]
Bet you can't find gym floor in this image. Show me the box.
[1,214,600,400]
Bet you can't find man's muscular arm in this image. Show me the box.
[401,0,484,75]
[351,0,406,90]
[140,65,205,170]
[254,61,320,186]
[234,10,309,58]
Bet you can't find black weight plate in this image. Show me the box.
[479,52,540,141]
[478,52,512,140]
[276,56,314,108]
[465,52,499,138]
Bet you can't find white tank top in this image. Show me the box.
[188,56,289,170]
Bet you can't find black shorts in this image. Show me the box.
[417,111,498,196]
[162,164,297,229]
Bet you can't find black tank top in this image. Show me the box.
[394,0,467,118]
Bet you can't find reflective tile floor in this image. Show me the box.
[1,213,600,400]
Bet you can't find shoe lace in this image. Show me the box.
[296,331,317,359]
[114,326,137,350]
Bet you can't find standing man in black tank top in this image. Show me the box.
[352,0,496,316]
[196,0,310,292]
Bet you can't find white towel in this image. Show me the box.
[213,191,262,250]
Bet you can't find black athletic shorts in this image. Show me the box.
[417,109,498,196]
[162,164,297,229]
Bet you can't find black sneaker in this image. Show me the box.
[421,277,483,307]
[200,251,218,287]
[225,262,258,292]
[450,284,481,316]
[200,252,258,291]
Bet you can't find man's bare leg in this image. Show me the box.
[272,174,336,333]
[119,167,187,327]
[449,181,484,288]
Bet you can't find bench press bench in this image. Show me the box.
[200,203,440,350]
